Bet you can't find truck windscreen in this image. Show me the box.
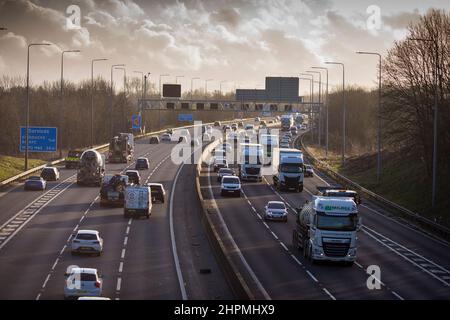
[280,164,303,173]
[316,213,357,231]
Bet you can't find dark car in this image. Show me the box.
[149,136,160,144]
[40,167,60,181]
[148,183,166,203]
[125,170,141,185]
[135,157,150,170]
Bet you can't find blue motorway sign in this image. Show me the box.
[132,114,142,130]
[178,114,193,122]
[20,126,57,153]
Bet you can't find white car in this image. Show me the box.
[220,176,241,197]
[64,267,102,299]
[305,164,314,177]
[161,133,172,142]
[264,201,288,222]
[213,158,229,172]
[71,230,103,256]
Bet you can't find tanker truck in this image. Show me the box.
[76,149,106,186]
[292,196,361,266]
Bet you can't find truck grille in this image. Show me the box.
[323,242,350,257]
[284,176,299,186]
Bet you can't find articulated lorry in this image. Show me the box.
[281,114,294,131]
[76,149,106,186]
[292,197,361,266]
[238,143,263,181]
[272,148,304,191]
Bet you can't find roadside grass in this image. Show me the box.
[0,155,46,182]
[302,136,449,227]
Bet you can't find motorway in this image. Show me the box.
[203,126,450,300]
[0,128,232,300]
[0,121,449,300]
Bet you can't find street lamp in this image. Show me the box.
[300,73,314,141]
[312,66,329,157]
[191,77,200,100]
[25,43,52,171]
[205,79,213,100]
[159,74,170,98]
[356,51,382,183]
[325,61,346,166]
[307,70,322,146]
[110,64,125,137]
[115,67,127,93]
[59,49,81,157]
[90,59,108,147]
[407,38,439,207]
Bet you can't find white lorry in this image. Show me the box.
[238,143,263,182]
[272,148,304,192]
[124,185,152,219]
[292,197,361,266]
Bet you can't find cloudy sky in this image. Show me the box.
[0,0,448,96]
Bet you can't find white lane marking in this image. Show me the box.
[116,278,122,291]
[391,291,404,300]
[121,249,126,259]
[123,237,128,246]
[323,288,336,300]
[306,270,319,283]
[169,164,188,300]
[125,226,130,235]
[271,231,279,240]
[206,160,271,300]
[0,178,75,251]
[119,262,124,273]
[280,242,289,251]
[362,228,450,287]
[290,254,303,266]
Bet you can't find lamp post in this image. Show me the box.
[159,74,170,98]
[407,38,439,207]
[59,49,80,157]
[191,77,200,100]
[205,79,213,100]
[300,73,314,141]
[325,61,346,166]
[115,67,127,93]
[110,64,125,137]
[90,59,108,147]
[25,43,52,171]
[312,67,329,157]
[356,51,382,182]
[307,71,322,146]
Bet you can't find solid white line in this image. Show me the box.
[169,164,188,300]
[362,229,450,287]
[206,157,271,300]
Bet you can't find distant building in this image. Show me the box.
[236,77,302,103]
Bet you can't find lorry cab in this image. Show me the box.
[293,197,361,266]
[238,143,263,182]
[273,148,304,192]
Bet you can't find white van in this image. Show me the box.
[124,186,151,219]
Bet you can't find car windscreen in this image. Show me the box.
[42,168,54,174]
[137,159,147,164]
[219,169,233,174]
[222,177,238,184]
[28,176,41,180]
[76,233,97,240]
[268,203,285,210]
[316,213,358,231]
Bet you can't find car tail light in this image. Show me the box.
[95,281,101,288]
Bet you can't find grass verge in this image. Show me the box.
[0,155,47,182]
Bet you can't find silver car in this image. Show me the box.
[264,201,288,222]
